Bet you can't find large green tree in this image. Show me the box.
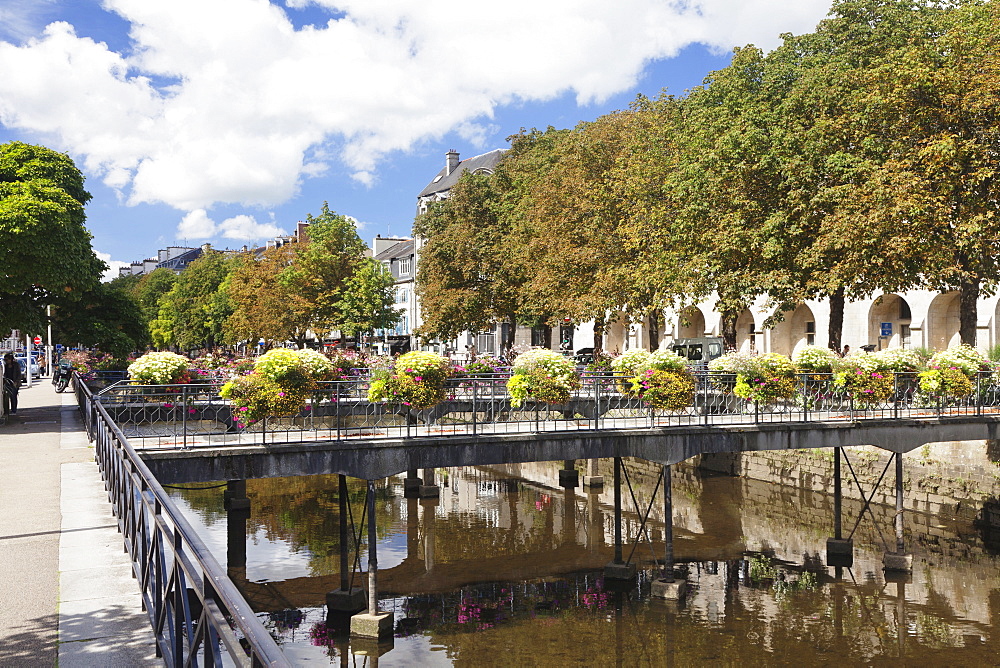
[52,281,146,357]
[160,250,236,350]
[0,141,105,333]
[336,257,400,338]
[224,246,310,345]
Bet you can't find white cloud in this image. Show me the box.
[177,209,285,241]
[218,214,284,241]
[0,0,831,211]
[95,251,131,282]
[178,209,216,240]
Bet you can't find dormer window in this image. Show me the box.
[399,257,411,275]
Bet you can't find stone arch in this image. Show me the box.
[867,294,912,350]
[677,306,707,339]
[768,304,816,356]
[735,308,756,353]
[927,292,960,350]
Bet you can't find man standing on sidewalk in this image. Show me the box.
[3,352,21,415]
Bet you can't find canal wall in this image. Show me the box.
[694,440,1000,525]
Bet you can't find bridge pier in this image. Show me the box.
[351,480,393,638]
[403,469,422,498]
[224,480,250,569]
[418,467,440,499]
[328,474,365,614]
[559,460,579,488]
[582,458,604,489]
[826,448,853,567]
[604,457,636,582]
[651,464,684,600]
[883,451,912,576]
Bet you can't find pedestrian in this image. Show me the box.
[841,344,850,357]
[3,352,21,415]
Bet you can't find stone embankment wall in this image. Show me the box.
[695,441,1000,524]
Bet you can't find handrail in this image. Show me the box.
[76,375,291,666]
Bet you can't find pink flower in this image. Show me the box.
[188,409,197,414]
[278,392,286,397]
[163,403,174,408]
[414,376,423,382]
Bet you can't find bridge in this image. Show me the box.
[75,372,1000,660]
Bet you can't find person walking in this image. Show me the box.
[3,352,21,415]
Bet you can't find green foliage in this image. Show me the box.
[506,348,580,408]
[53,280,146,357]
[711,352,796,403]
[832,354,895,407]
[127,351,190,384]
[0,141,105,333]
[629,368,695,411]
[367,351,451,408]
[160,250,236,350]
[336,257,399,337]
[220,373,309,426]
[918,366,973,399]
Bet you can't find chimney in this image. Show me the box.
[446,149,460,176]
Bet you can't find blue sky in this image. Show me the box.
[0,1,832,276]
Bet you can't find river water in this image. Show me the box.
[167,459,1000,666]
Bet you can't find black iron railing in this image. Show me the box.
[86,370,1000,450]
[77,377,290,667]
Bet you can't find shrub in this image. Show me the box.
[367,351,451,409]
[918,366,973,399]
[871,347,924,373]
[630,368,695,411]
[507,348,580,408]
[712,352,796,403]
[128,351,190,385]
[833,353,894,407]
[220,373,309,426]
[793,346,838,374]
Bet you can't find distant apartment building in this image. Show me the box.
[372,235,415,354]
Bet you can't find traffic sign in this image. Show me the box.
[880,322,893,337]
[33,336,42,345]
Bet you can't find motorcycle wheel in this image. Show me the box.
[55,378,69,393]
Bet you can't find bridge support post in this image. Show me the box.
[224,481,250,570]
[826,448,853,567]
[421,496,438,572]
[604,457,635,581]
[559,460,579,488]
[352,480,393,638]
[403,469,422,498]
[418,467,439,499]
[652,464,685,600]
[329,474,365,614]
[883,451,912,576]
[582,458,603,489]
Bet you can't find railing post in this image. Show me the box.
[893,373,899,420]
[976,372,982,417]
[801,374,809,423]
[181,385,188,449]
[472,380,478,436]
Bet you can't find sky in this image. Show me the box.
[0,0,834,279]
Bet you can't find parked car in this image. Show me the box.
[573,348,595,365]
[670,337,725,365]
[15,355,40,381]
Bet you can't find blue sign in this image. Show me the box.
[880,322,893,337]
[55,344,64,352]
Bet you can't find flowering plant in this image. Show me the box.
[128,351,190,385]
[711,352,796,403]
[927,344,990,378]
[611,350,653,394]
[622,350,694,410]
[833,353,894,407]
[506,348,580,408]
[367,351,451,409]
[917,366,973,399]
[793,346,838,374]
[220,373,308,427]
[457,356,503,376]
[871,347,924,372]
[326,350,368,379]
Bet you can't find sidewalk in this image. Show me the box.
[0,379,158,666]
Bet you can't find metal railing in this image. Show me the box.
[77,377,291,667]
[84,370,1000,450]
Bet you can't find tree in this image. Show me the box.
[0,141,106,333]
[224,246,311,345]
[281,203,367,334]
[52,281,145,357]
[161,250,236,350]
[336,257,400,338]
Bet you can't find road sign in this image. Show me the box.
[55,344,64,352]
[33,336,42,345]
[880,322,893,337]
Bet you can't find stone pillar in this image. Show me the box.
[351,480,393,638]
[422,497,438,572]
[559,460,579,488]
[582,458,604,488]
[328,474,365,614]
[419,467,439,499]
[403,469,422,498]
[883,451,912,575]
[651,464,685,599]
[224,480,250,570]
[826,447,853,567]
[604,457,635,581]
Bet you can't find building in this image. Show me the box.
[372,235,415,354]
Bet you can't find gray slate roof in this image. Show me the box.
[417,149,506,198]
[374,238,414,262]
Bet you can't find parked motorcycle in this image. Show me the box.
[52,359,73,393]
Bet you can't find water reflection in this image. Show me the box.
[167,460,1000,665]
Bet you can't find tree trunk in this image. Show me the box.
[593,315,605,359]
[502,314,517,353]
[543,325,553,349]
[828,286,845,353]
[720,309,737,352]
[648,311,661,351]
[959,278,980,347]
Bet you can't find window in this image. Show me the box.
[398,257,411,276]
[397,288,409,304]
